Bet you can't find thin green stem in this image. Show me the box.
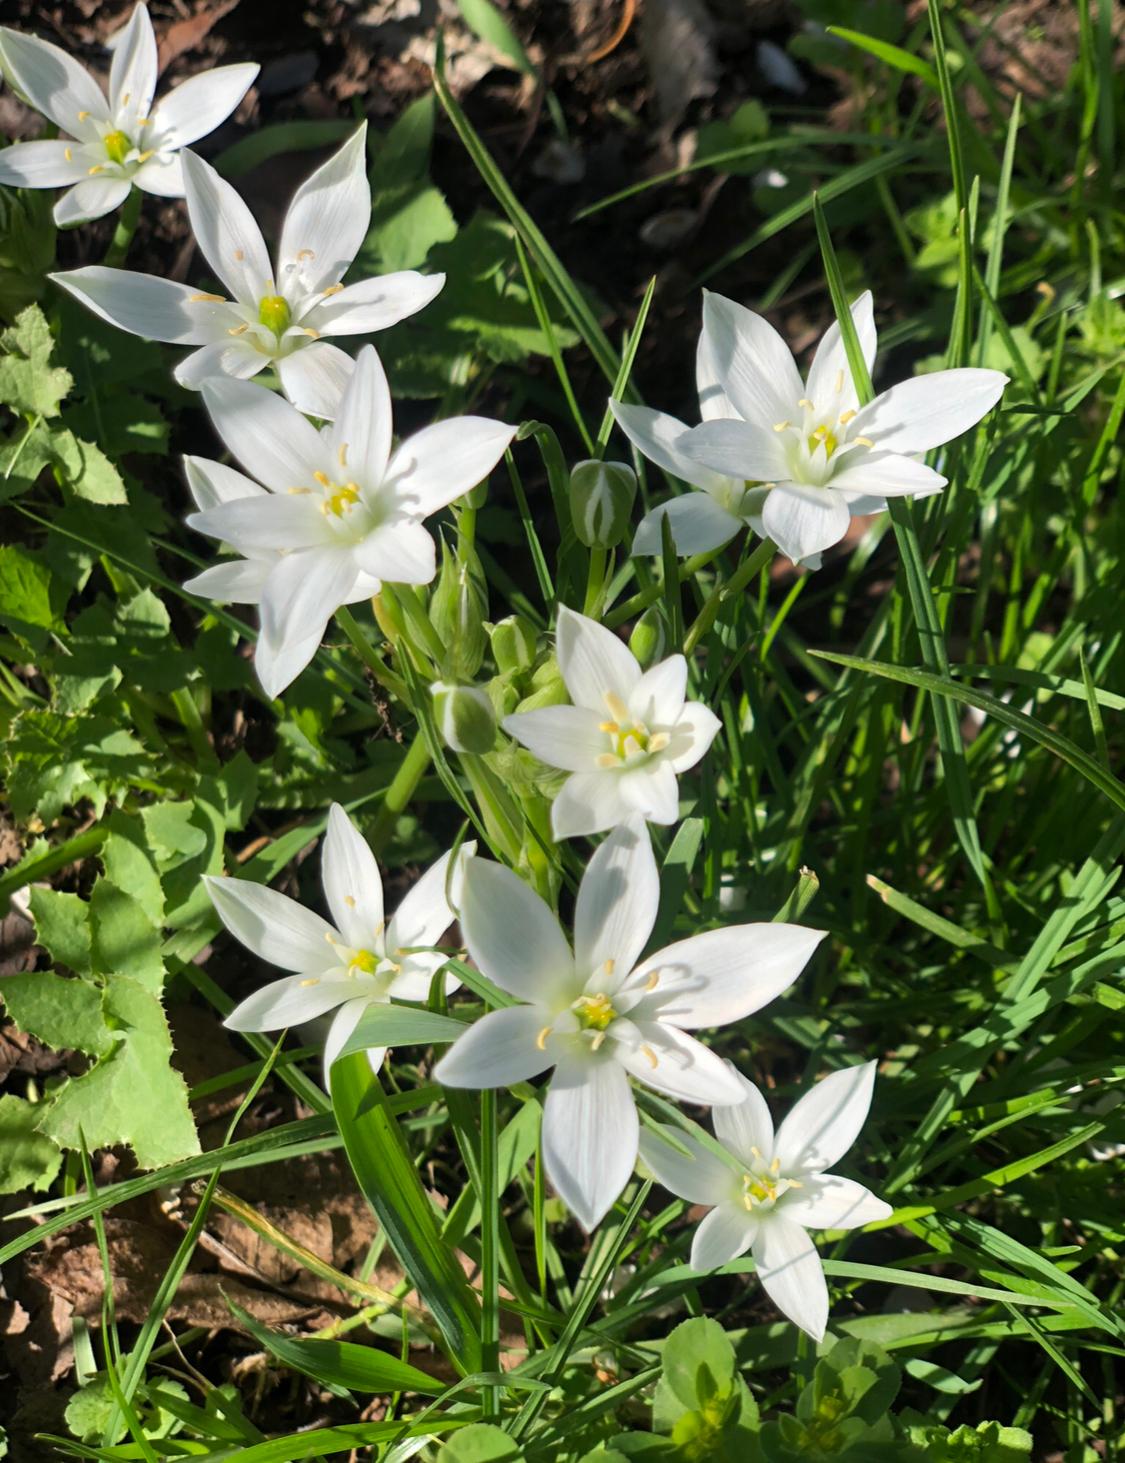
[103,188,141,268]
[605,549,720,630]
[683,538,776,655]
[369,734,432,854]
[335,606,409,700]
[480,1088,500,1417]
[0,826,108,910]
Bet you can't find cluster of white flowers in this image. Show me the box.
[1,3,1012,1343]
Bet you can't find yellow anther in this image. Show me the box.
[797,397,814,410]
[136,149,155,163]
[338,443,348,467]
[834,369,844,393]
[64,147,73,161]
[604,691,630,722]
[299,977,321,987]
[596,754,618,769]
[136,115,152,125]
[344,894,356,908]
[227,323,249,336]
[286,486,313,495]
[750,1145,763,1159]
[296,248,315,260]
[88,164,104,175]
[122,92,131,106]
[648,732,670,753]
[640,1044,659,1069]
[313,470,331,487]
[854,435,874,447]
[374,920,386,937]
[644,969,660,991]
[603,959,615,976]
[598,720,620,733]
[813,425,828,440]
[233,248,245,260]
[838,408,857,424]
[772,419,791,432]
[536,1025,551,1050]
[78,110,90,121]
[300,327,320,338]
[190,291,226,303]
[770,1156,781,1174]
[322,281,344,296]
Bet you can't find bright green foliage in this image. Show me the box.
[0,1094,62,1195]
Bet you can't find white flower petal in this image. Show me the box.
[619,1022,745,1106]
[696,322,739,422]
[53,176,131,226]
[664,702,723,775]
[761,482,851,563]
[543,1055,638,1230]
[460,857,574,1001]
[182,149,271,305]
[201,375,326,493]
[0,139,86,187]
[629,655,687,728]
[151,63,259,148]
[804,291,876,413]
[556,605,641,712]
[133,151,184,197]
[0,27,107,139]
[352,519,436,586]
[574,819,659,980]
[619,760,680,825]
[226,975,358,1032]
[183,454,266,510]
[502,704,607,773]
[638,1123,736,1206]
[322,803,383,949]
[774,1060,878,1176]
[204,873,337,970]
[632,494,741,558]
[323,995,376,1081]
[691,1203,758,1272]
[752,1216,828,1340]
[109,4,158,116]
[385,417,516,517]
[713,1068,775,1167]
[328,344,393,486]
[50,264,225,344]
[187,495,329,555]
[276,341,355,420]
[700,290,804,428]
[434,1005,556,1088]
[850,368,1008,455]
[609,400,728,493]
[683,419,789,483]
[278,125,369,296]
[781,1174,891,1231]
[550,770,634,841]
[386,843,475,957]
[183,558,271,604]
[256,548,359,697]
[305,270,445,335]
[830,451,946,499]
[637,923,824,1030]
[174,336,266,389]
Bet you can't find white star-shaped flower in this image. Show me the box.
[0,4,257,225]
[50,126,442,417]
[502,607,721,840]
[640,1060,891,1339]
[435,821,824,1230]
[680,290,1008,564]
[206,803,474,1083]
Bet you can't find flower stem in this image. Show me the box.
[335,606,408,700]
[103,187,141,268]
[480,1087,500,1416]
[682,537,776,655]
[604,548,720,630]
[369,733,432,854]
[582,545,608,617]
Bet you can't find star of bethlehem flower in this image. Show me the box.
[502,606,722,840]
[0,4,257,225]
[49,126,441,417]
[640,1060,891,1340]
[205,802,474,1084]
[182,343,516,698]
[435,820,825,1230]
[676,290,1008,565]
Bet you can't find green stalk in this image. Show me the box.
[605,548,721,630]
[103,187,141,268]
[369,733,432,854]
[480,1088,500,1417]
[683,538,776,655]
[583,545,609,618]
[335,606,408,700]
[0,826,108,910]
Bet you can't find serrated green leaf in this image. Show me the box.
[0,1093,62,1195]
[90,877,164,992]
[101,815,165,927]
[5,709,150,821]
[0,304,71,417]
[51,424,128,505]
[0,970,111,1056]
[37,976,199,1168]
[28,887,93,976]
[0,543,61,649]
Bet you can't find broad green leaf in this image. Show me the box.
[375,93,437,188]
[0,303,71,417]
[438,1423,525,1461]
[28,887,93,977]
[5,709,149,821]
[0,544,61,649]
[0,1093,62,1195]
[0,971,111,1056]
[90,878,164,992]
[339,1003,469,1058]
[38,976,199,1169]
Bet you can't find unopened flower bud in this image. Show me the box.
[431,682,497,755]
[429,543,487,679]
[489,614,538,674]
[628,607,667,668]
[570,459,637,549]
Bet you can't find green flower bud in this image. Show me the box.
[431,682,497,755]
[570,459,637,549]
[489,614,538,674]
[429,542,488,679]
[628,607,667,668]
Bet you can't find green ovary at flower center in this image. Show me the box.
[740,1152,801,1212]
[596,691,669,767]
[573,992,617,1031]
[103,130,132,165]
[349,948,380,976]
[258,293,292,336]
[312,470,361,518]
[807,424,839,458]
